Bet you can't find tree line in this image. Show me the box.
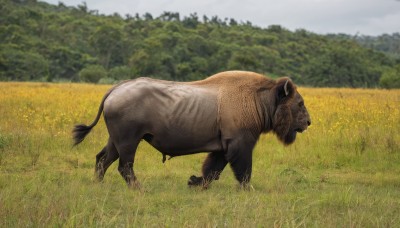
[1,0,399,88]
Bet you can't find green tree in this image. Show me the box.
[0,46,48,81]
[109,65,135,81]
[380,64,400,89]
[89,23,124,69]
[79,65,107,83]
[47,46,84,81]
[303,44,382,87]
[0,0,397,87]
[182,13,199,28]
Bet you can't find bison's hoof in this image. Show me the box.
[128,181,141,190]
[239,183,255,191]
[188,175,203,186]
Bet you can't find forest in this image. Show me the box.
[1,0,399,88]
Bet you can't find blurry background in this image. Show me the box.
[1,0,399,87]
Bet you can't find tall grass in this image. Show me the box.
[0,82,399,227]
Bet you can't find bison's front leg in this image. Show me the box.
[229,153,252,188]
[225,137,255,188]
[188,152,228,188]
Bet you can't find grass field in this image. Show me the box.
[0,82,399,227]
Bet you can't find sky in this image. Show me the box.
[41,0,400,36]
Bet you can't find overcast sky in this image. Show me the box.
[41,0,400,36]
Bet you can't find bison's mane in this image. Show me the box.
[192,71,298,144]
[271,78,297,145]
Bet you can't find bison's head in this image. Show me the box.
[272,78,311,145]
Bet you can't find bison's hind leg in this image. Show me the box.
[188,152,228,189]
[95,147,106,181]
[113,137,142,189]
[95,138,119,181]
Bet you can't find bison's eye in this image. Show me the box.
[298,101,304,107]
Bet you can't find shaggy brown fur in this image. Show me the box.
[191,71,298,144]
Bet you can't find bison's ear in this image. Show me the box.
[276,77,295,103]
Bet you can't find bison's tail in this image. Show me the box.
[72,80,132,146]
[72,99,104,146]
[72,124,94,146]
[72,83,119,146]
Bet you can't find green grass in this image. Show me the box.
[1,83,400,227]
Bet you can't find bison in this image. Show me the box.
[73,71,311,188]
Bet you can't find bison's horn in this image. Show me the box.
[284,80,289,96]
